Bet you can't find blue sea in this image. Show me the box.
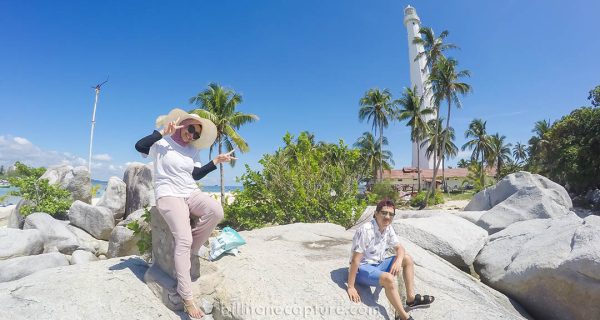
[0,180,242,206]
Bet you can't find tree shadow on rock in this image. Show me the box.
[108,256,149,282]
[330,267,392,320]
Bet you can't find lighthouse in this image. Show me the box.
[404,5,435,169]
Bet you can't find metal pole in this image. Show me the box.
[88,87,100,174]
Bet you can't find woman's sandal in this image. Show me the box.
[406,293,435,308]
[183,301,205,319]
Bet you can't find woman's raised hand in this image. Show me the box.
[160,117,183,136]
[212,149,238,165]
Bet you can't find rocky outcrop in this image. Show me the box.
[70,249,99,264]
[68,200,114,240]
[474,215,600,320]
[97,176,127,219]
[41,165,92,204]
[0,228,44,260]
[464,172,574,233]
[0,252,69,282]
[194,223,529,320]
[392,214,488,269]
[22,212,79,254]
[0,257,180,319]
[106,226,140,258]
[123,162,155,217]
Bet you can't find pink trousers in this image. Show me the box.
[156,190,224,300]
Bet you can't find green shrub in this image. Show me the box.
[91,184,101,198]
[223,132,366,230]
[409,191,444,207]
[126,206,152,256]
[4,162,72,217]
[367,180,399,205]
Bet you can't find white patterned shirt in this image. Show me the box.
[350,219,400,265]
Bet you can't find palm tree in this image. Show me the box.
[457,158,470,168]
[353,132,394,188]
[462,119,491,187]
[421,119,457,192]
[358,88,396,182]
[512,142,527,165]
[528,119,551,163]
[426,56,471,198]
[412,27,458,72]
[396,86,433,191]
[189,83,259,206]
[488,133,512,179]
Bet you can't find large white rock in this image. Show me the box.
[23,212,80,254]
[464,172,574,233]
[97,176,127,219]
[66,224,108,256]
[68,200,115,240]
[392,215,488,269]
[474,215,600,320]
[123,162,155,217]
[0,204,14,227]
[0,256,180,319]
[0,228,44,260]
[106,226,140,258]
[0,252,69,282]
[41,164,92,204]
[193,223,529,320]
[70,249,99,265]
[7,199,30,229]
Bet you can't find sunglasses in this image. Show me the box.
[378,211,395,217]
[187,124,202,140]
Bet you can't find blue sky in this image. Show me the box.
[1,0,598,184]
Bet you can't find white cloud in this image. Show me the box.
[0,135,125,181]
[13,137,30,145]
[92,154,112,161]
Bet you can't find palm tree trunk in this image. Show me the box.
[219,140,225,207]
[424,106,441,207]
[417,146,421,191]
[427,99,451,204]
[379,124,383,183]
[442,156,446,193]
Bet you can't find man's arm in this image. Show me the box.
[390,244,406,276]
[347,252,363,302]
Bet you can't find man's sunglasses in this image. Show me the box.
[377,211,395,217]
[187,124,202,140]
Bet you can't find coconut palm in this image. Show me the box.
[487,133,512,179]
[421,119,457,192]
[358,88,396,182]
[354,132,394,188]
[462,119,491,187]
[426,56,471,198]
[412,27,458,72]
[396,86,434,191]
[512,142,527,165]
[189,83,259,205]
[457,158,470,168]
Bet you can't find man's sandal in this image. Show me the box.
[183,301,205,319]
[406,293,435,308]
[394,313,414,320]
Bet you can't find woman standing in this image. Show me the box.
[135,108,235,319]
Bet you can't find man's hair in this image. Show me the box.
[375,198,395,214]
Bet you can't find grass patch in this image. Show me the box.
[443,189,476,201]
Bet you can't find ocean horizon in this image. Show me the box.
[0,181,243,206]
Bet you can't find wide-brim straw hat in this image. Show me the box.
[155,108,217,149]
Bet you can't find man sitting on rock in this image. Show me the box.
[347,198,434,320]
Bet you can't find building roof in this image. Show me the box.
[381,167,496,180]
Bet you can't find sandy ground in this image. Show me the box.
[432,200,470,211]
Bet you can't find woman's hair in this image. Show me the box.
[375,198,395,213]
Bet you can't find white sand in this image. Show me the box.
[433,200,470,211]
[205,192,235,205]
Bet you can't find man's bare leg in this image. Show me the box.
[380,272,410,320]
[402,254,416,303]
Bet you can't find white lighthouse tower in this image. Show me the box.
[404,5,435,169]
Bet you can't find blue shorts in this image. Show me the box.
[355,256,396,287]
